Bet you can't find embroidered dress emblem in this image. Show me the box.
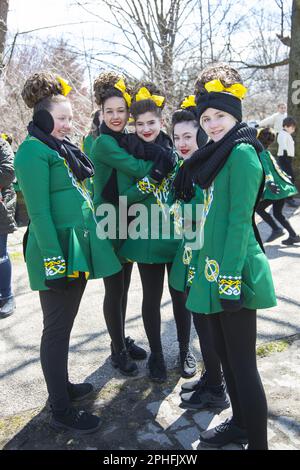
[204,257,219,283]
[182,245,193,265]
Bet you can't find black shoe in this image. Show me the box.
[265,228,284,243]
[179,349,197,378]
[199,417,248,448]
[180,370,208,393]
[67,382,94,402]
[111,349,138,376]
[181,383,230,411]
[282,234,300,245]
[286,199,299,207]
[0,296,16,318]
[125,336,147,360]
[50,407,101,434]
[148,352,167,383]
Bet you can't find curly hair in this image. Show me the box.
[129,81,165,120]
[21,72,65,109]
[257,127,276,149]
[93,71,131,107]
[194,63,243,97]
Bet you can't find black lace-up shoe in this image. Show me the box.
[180,371,208,393]
[148,352,167,383]
[179,349,197,378]
[199,417,248,448]
[181,383,230,411]
[282,234,300,245]
[111,349,138,376]
[125,336,147,360]
[50,407,101,434]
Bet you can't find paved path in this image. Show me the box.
[1,205,300,450]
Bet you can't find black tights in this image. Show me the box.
[208,308,268,450]
[138,262,191,353]
[256,199,296,236]
[192,312,222,386]
[103,263,133,353]
[39,274,87,412]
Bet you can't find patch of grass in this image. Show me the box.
[256,340,289,358]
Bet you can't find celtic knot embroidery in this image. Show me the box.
[44,256,66,277]
[218,275,242,296]
[182,245,192,265]
[204,257,219,283]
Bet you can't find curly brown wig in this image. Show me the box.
[130,81,165,119]
[194,63,243,97]
[21,72,64,109]
[93,71,131,107]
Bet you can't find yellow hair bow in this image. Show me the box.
[1,133,8,141]
[114,79,132,108]
[181,95,196,109]
[204,79,247,100]
[135,87,165,108]
[56,76,72,96]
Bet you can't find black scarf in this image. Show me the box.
[173,122,263,198]
[100,121,173,204]
[28,121,94,182]
[173,122,265,251]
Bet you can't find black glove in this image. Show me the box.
[267,181,280,195]
[220,293,244,312]
[45,277,68,293]
[145,144,175,182]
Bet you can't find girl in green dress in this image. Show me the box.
[255,127,299,245]
[170,102,229,412]
[14,72,121,434]
[173,63,276,450]
[92,72,160,377]
[118,83,197,382]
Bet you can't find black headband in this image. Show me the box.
[196,91,242,122]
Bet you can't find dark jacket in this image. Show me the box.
[0,138,17,234]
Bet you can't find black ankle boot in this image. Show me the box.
[111,349,138,376]
[125,336,147,360]
[148,352,167,383]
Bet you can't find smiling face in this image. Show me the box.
[102,96,129,132]
[173,121,198,159]
[50,101,73,140]
[200,108,237,142]
[134,111,163,142]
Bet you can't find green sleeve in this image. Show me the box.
[14,141,66,280]
[260,150,274,186]
[92,135,153,178]
[120,175,159,205]
[219,144,262,301]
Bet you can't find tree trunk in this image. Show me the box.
[288,0,300,188]
[0,0,9,71]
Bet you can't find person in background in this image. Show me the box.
[256,127,299,245]
[277,116,298,207]
[258,103,287,135]
[0,135,17,318]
